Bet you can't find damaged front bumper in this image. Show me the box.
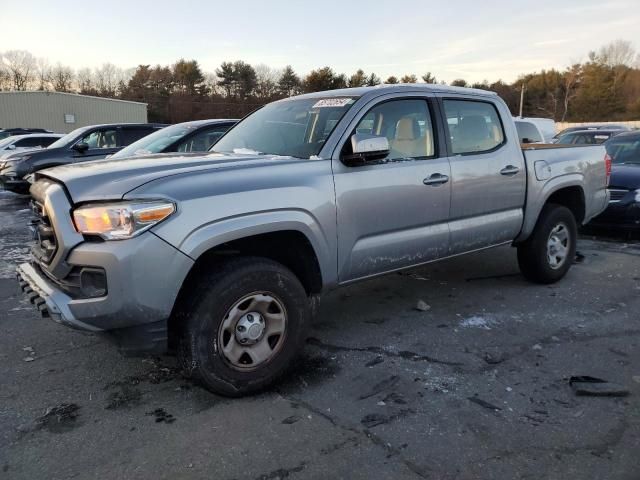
[16,262,104,332]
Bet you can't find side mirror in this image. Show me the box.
[73,142,89,153]
[342,134,390,166]
[7,144,16,150]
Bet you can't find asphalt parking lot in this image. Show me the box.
[1,191,639,480]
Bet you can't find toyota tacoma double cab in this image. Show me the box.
[17,85,610,396]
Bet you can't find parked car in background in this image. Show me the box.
[0,134,63,159]
[0,123,165,193]
[0,128,54,140]
[554,129,623,145]
[109,119,237,160]
[17,84,609,396]
[589,131,640,230]
[552,124,631,142]
[514,117,555,144]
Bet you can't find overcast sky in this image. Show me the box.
[2,0,639,83]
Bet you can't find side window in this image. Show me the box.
[176,126,231,152]
[343,99,435,161]
[444,100,505,154]
[40,137,58,147]
[16,137,50,148]
[120,127,155,146]
[515,121,542,143]
[80,129,117,148]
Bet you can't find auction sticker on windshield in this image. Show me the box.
[312,98,354,108]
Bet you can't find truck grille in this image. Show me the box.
[29,200,58,264]
[608,188,629,203]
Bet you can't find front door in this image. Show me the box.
[72,127,119,162]
[332,96,451,282]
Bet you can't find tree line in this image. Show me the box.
[1,40,638,123]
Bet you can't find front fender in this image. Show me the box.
[163,209,337,288]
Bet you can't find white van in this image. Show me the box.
[513,117,556,144]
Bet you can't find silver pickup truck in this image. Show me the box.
[17,84,609,396]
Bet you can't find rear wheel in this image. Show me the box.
[177,256,310,396]
[517,204,577,284]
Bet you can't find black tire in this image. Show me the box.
[517,204,577,284]
[177,256,310,397]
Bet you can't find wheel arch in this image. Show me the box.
[167,217,329,351]
[516,176,586,243]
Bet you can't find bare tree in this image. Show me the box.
[36,58,51,90]
[95,63,124,96]
[254,64,281,99]
[596,40,636,67]
[203,72,219,95]
[76,67,95,93]
[50,63,75,92]
[2,50,37,90]
[0,58,10,90]
[561,64,581,122]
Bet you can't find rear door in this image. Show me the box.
[442,97,525,254]
[332,94,451,282]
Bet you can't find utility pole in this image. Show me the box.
[519,83,525,117]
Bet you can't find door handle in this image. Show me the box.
[423,173,449,186]
[500,165,520,176]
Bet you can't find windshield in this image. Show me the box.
[111,124,192,159]
[0,137,16,149]
[0,132,11,141]
[212,97,358,159]
[605,136,640,164]
[47,127,90,149]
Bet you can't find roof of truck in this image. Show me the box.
[293,83,498,100]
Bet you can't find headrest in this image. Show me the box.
[395,117,420,141]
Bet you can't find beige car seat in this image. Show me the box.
[391,117,429,158]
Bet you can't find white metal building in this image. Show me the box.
[0,91,147,133]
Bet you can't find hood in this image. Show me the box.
[37,151,300,202]
[4,146,59,161]
[0,147,45,160]
[609,164,640,190]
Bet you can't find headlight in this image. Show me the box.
[72,201,175,240]
[635,190,640,203]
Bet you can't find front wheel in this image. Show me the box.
[517,204,577,284]
[177,256,311,396]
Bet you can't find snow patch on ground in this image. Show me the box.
[459,315,496,330]
[0,246,30,278]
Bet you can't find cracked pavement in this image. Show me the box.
[1,191,639,479]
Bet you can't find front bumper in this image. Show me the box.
[0,174,30,193]
[17,263,103,331]
[588,200,640,230]
[17,232,194,353]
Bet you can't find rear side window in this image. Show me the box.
[120,127,156,146]
[515,121,542,143]
[176,125,232,152]
[444,100,505,154]
[14,137,54,148]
